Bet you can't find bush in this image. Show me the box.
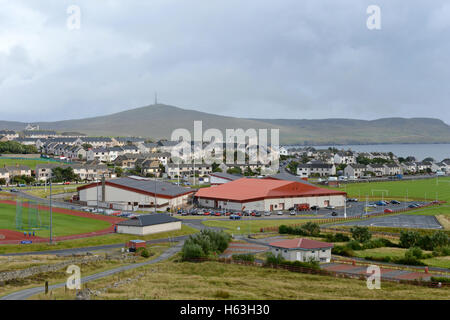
[324,233,350,242]
[181,230,231,260]
[232,254,255,262]
[362,238,397,250]
[182,243,205,260]
[265,252,284,265]
[431,231,450,249]
[430,276,450,283]
[214,290,230,298]
[138,247,151,258]
[350,226,372,243]
[432,245,450,257]
[399,230,421,248]
[278,225,307,236]
[405,247,424,260]
[300,222,321,236]
[346,240,363,251]
[332,245,354,257]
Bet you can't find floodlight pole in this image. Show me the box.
[49,176,53,244]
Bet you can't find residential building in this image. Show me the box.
[269,238,333,263]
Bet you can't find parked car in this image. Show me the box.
[347,198,358,202]
[325,205,335,210]
[254,211,262,217]
[331,211,338,216]
[10,188,18,193]
[375,201,387,206]
[366,203,377,208]
[310,205,319,211]
[229,214,241,220]
[214,212,221,217]
[390,200,401,205]
[63,181,71,185]
[276,211,284,215]
[384,209,394,213]
[264,211,271,216]
[289,210,296,216]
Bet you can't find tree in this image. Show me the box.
[350,226,372,243]
[82,143,93,151]
[227,167,242,175]
[431,231,449,249]
[0,178,6,185]
[300,222,321,236]
[114,166,123,177]
[399,230,421,248]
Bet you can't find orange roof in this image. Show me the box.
[269,238,334,249]
[195,178,346,202]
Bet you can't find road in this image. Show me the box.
[0,241,184,300]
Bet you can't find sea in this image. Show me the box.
[286,144,450,162]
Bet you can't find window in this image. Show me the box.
[311,251,315,253]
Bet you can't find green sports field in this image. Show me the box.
[328,177,450,216]
[330,177,450,201]
[0,158,68,170]
[0,203,110,238]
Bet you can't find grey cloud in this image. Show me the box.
[0,0,449,123]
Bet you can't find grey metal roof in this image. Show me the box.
[107,177,194,197]
[210,172,242,181]
[265,172,314,186]
[116,213,180,227]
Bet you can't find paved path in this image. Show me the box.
[0,242,184,300]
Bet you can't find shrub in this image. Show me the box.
[265,252,284,265]
[431,231,450,249]
[232,254,255,262]
[350,226,372,243]
[362,238,397,250]
[138,248,151,258]
[300,222,321,236]
[399,230,421,248]
[405,247,424,260]
[430,276,450,283]
[183,230,231,258]
[278,225,291,234]
[346,240,363,251]
[324,233,350,242]
[432,245,450,257]
[182,243,205,260]
[332,245,354,257]
[214,290,230,299]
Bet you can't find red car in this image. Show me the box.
[203,211,211,216]
[63,181,71,185]
[225,212,232,216]
[384,209,393,213]
[214,212,221,216]
[236,212,242,216]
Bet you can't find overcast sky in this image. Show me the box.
[1,0,450,123]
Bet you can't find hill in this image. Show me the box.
[1,104,450,144]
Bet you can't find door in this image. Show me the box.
[270,204,273,211]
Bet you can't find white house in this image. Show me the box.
[269,238,334,263]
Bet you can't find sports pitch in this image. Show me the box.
[0,203,111,238]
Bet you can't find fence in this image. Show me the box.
[185,257,450,289]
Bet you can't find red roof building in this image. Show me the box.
[195,178,346,211]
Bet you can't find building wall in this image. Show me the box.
[117,221,181,236]
[197,194,345,211]
[79,185,191,210]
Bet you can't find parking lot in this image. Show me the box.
[176,200,429,220]
[332,214,443,230]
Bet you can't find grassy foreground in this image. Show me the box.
[33,258,450,300]
[0,225,198,254]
